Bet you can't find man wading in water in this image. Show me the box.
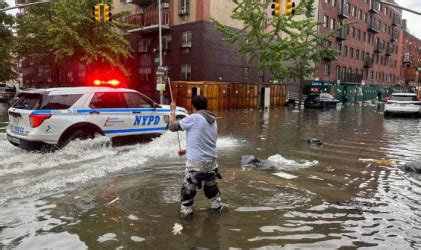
[169,95,223,216]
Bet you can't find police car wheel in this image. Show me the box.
[64,130,95,145]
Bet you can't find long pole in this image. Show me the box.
[0,0,51,12]
[158,0,164,104]
[167,77,181,151]
[378,1,421,16]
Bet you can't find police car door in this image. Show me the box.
[88,92,130,137]
[123,92,166,135]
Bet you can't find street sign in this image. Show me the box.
[156,83,165,91]
[156,66,167,76]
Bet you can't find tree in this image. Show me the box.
[0,0,17,82]
[213,0,340,107]
[13,0,134,86]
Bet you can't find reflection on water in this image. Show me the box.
[1,104,421,249]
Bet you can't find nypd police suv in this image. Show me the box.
[7,87,188,150]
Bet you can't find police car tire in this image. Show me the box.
[59,129,97,148]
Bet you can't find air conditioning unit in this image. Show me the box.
[179,9,188,15]
[162,3,169,9]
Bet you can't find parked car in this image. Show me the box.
[384,93,421,116]
[0,86,16,102]
[304,93,339,109]
[7,87,188,151]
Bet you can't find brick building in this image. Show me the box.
[315,0,403,86]
[400,20,421,86]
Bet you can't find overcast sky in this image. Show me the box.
[394,0,421,39]
[4,0,421,39]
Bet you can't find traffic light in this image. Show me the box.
[103,4,112,22]
[285,0,295,16]
[271,0,281,16]
[93,3,101,22]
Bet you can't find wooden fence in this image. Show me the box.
[170,81,286,111]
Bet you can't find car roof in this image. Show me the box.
[391,92,417,96]
[19,87,138,95]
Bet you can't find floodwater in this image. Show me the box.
[1,103,421,249]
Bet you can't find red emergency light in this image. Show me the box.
[92,79,121,86]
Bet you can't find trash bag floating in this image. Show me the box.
[308,138,323,146]
[398,163,421,173]
[240,154,318,170]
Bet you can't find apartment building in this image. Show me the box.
[124,0,259,98]
[400,20,421,85]
[315,0,403,86]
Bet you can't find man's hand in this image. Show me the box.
[170,101,177,113]
[178,149,186,156]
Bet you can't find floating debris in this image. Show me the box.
[325,166,336,172]
[307,138,323,146]
[172,223,183,235]
[107,197,120,205]
[97,233,118,243]
[128,214,139,221]
[359,158,396,167]
[131,236,145,242]
[272,172,298,179]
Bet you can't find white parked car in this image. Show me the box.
[7,87,188,151]
[384,93,421,116]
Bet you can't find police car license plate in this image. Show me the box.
[10,124,25,134]
[7,135,20,145]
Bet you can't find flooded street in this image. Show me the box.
[1,103,421,249]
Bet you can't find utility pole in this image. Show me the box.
[158,0,164,104]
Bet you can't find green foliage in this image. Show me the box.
[0,0,17,82]
[213,0,341,82]
[14,0,134,78]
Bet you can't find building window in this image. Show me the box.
[163,35,172,50]
[356,49,359,59]
[370,71,374,80]
[139,67,152,81]
[336,65,341,79]
[181,64,191,80]
[344,45,348,57]
[330,18,335,30]
[384,7,387,15]
[357,30,361,40]
[331,0,336,7]
[363,32,367,42]
[346,3,350,15]
[323,16,329,28]
[351,27,355,38]
[350,47,354,59]
[364,13,367,23]
[179,0,190,15]
[323,63,330,76]
[181,31,192,48]
[138,39,150,53]
[352,6,356,16]
[358,10,362,20]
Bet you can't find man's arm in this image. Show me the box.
[169,101,182,132]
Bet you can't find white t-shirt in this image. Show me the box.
[179,113,217,162]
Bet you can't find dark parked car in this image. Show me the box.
[304,93,339,109]
[0,87,16,102]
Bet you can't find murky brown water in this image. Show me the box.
[1,103,421,249]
